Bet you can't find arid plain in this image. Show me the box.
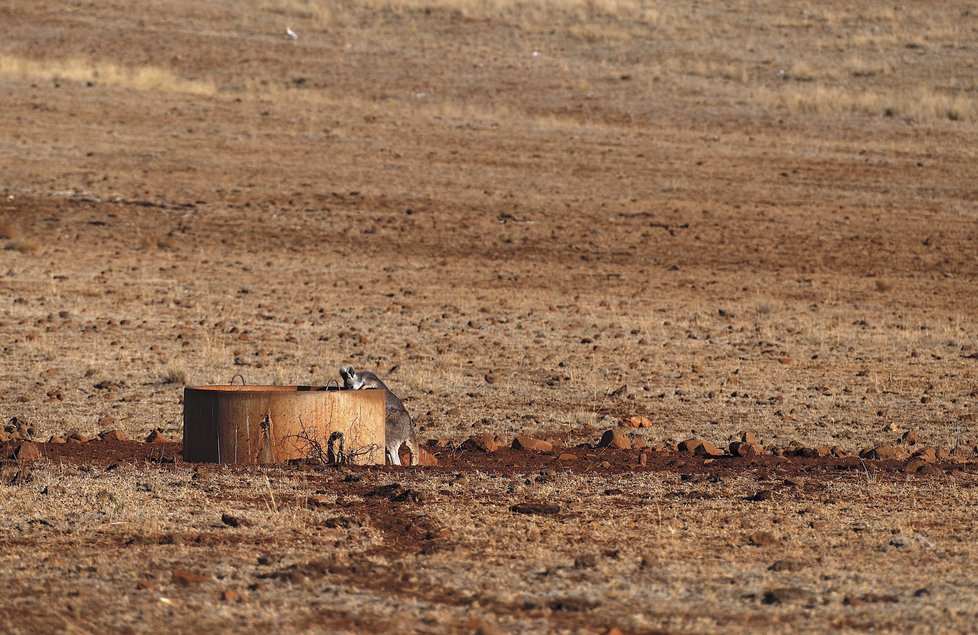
[2,1,978,632]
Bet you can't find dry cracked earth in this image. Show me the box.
[2,1,978,633]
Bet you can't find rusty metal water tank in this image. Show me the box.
[183,385,386,465]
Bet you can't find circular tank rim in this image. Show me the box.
[185,385,382,394]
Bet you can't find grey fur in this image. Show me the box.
[339,365,419,466]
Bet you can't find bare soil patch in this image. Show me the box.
[2,0,978,632]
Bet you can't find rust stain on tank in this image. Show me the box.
[183,385,386,465]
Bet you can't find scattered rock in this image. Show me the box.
[462,434,499,453]
[793,446,831,458]
[548,596,599,612]
[694,439,723,457]
[220,590,240,602]
[510,502,560,515]
[620,415,652,428]
[0,431,10,443]
[98,415,115,427]
[48,436,66,444]
[599,460,611,469]
[598,429,632,450]
[391,488,423,503]
[904,459,940,476]
[171,569,207,587]
[741,431,759,444]
[631,437,648,449]
[558,453,577,461]
[913,447,937,463]
[99,429,127,442]
[747,490,773,502]
[730,441,762,458]
[512,435,553,453]
[14,441,41,462]
[902,429,920,445]
[762,587,812,605]
[146,430,168,444]
[638,452,648,467]
[417,447,438,466]
[135,581,156,591]
[221,513,252,528]
[678,438,723,456]
[748,530,779,547]
[861,445,910,461]
[67,432,92,443]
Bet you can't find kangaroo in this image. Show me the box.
[339,366,419,466]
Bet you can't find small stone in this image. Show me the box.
[462,434,499,453]
[599,460,612,469]
[748,530,779,547]
[631,437,648,449]
[221,513,251,528]
[145,430,168,444]
[135,581,156,591]
[679,438,704,454]
[902,429,920,445]
[171,569,207,587]
[747,490,773,502]
[741,431,759,444]
[620,415,652,428]
[510,502,560,515]
[904,458,928,474]
[762,587,812,605]
[794,446,831,458]
[0,431,10,443]
[512,435,553,453]
[861,445,909,461]
[693,439,723,457]
[48,436,66,444]
[638,452,648,467]
[98,415,115,427]
[417,447,438,466]
[99,429,127,442]
[558,453,577,461]
[68,432,92,443]
[220,590,240,602]
[598,429,632,450]
[913,447,937,463]
[729,441,762,458]
[14,441,41,462]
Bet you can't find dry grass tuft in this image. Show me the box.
[0,54,216,95]
[161,368,188,385]
[757,84,978,122]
